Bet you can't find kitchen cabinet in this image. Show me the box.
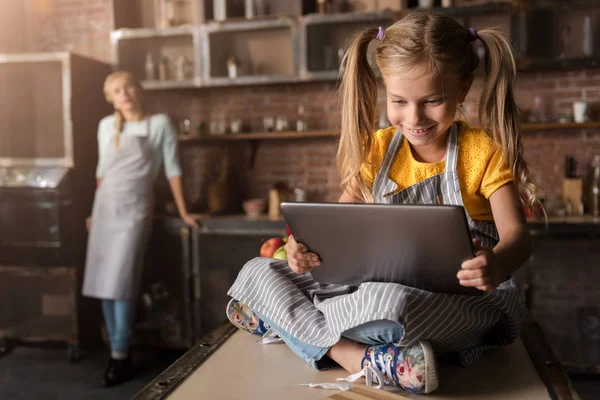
[526,233,600,373]
[299,10,395,81]
[190,216,285,339]
[136,216,285,347]
[202,17,297,85]
[135,220,195,349]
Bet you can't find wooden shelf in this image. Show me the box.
[141,79,197,90]
[522,122,600,130]
[205,75,297,87]
[179,123,600,143]
[301,10,396,25]
[179,130,338,142]
[111,25,195,40]
[204,16,294,32]
[519,57,600,72]
[427,1,515,17]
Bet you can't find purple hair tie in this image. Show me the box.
[376,26,385,41]
[468,27,478,42]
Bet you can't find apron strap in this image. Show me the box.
[443,123,461,195]
[372,130,404,198]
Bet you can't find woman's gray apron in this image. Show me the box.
[83,120,154,301]
[228,124,523,366]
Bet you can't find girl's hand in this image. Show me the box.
[457,239,502,291]
[285,234,321,274]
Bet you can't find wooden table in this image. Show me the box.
[133,313,576,400]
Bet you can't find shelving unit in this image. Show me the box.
[299,11,395,81]
[111,26,198,86]
[202,16,297,84]
[109,1,600,91]
[524,0,600,62]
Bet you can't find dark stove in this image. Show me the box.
[0,166,75,266]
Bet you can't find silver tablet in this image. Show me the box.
[281,202,479,296]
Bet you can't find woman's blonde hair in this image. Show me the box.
[339,11,539,211]
[103,71,144,150]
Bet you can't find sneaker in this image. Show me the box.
[226,299,269,336]
[101,356,133,388]
[339,341,438,394]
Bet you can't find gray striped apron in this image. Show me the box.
[228,124,523,366]
[83,121,154,301]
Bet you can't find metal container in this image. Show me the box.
[591,155,600,217]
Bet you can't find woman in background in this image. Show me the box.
[83,71,198,387]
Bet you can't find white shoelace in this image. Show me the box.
[336,351,394,390]
[255,327,284,344]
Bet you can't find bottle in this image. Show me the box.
[160,0,174,27]
[296,106,307,132]
[145,53,156,81]
[591,155,600,217]
[158,57,169,81]
[245,0,255,19]
[583,15,593,57]
[214,0,227,21]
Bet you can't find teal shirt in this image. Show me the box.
[95,113,182,180]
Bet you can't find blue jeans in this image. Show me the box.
[256,311,404,370]
[101,299,136,354]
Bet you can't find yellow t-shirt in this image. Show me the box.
[360,121,513,221]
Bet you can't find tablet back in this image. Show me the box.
[281,202,479,296]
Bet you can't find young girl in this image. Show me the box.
[83,71,198,387]
[227,11,537,394]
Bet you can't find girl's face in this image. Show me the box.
[107,76,142,113]
[384,66,471,152]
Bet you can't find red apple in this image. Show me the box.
[285,224,292,237]
[260,237,286,258]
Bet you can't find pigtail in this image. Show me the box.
[113,110,124,150]
[337,28,379,203]
[477,29,540,211]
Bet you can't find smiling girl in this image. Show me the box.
[226,11,539,394]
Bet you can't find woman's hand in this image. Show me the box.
[457,239,503,291]
[86,216,92,232]
[285,234,321,274]
[182,214,200,229]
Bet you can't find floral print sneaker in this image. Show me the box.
[339,341,438,394]
[226,299,270,336]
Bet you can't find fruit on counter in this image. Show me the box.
[260,237,286,258]
[273,245,287,260]
[285,224,292,237]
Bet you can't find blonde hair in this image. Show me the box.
[338,11,540,211]
[103,71,144,150]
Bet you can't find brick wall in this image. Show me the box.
[27,0,114,62]
[143,70,600,212]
